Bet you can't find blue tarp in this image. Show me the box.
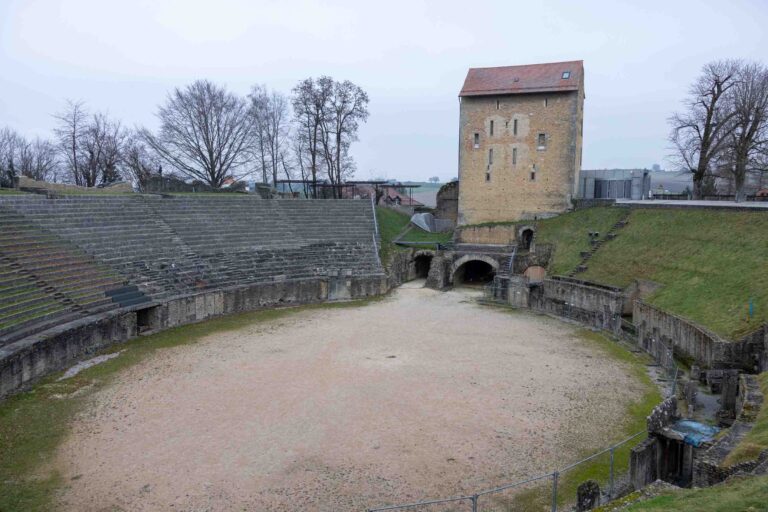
[669,420,720,447]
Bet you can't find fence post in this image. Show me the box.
[471,494,478,512]
[609,446,615,498]
[551,471,559,512]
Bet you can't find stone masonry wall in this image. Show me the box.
[0,275,386,398]
[693,374,766,487]
[634,300,764,370]
[457,87,584,224]
[529,277,624,333]
[455,224,517,245]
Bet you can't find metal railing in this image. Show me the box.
[367,325,681,512]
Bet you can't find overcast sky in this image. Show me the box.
[1,0,767,182]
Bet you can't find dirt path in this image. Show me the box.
[55,286,646,511]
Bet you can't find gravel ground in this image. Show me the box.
[55,285,646,511]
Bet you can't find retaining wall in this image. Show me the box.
[0,275,385,398]
[634,301,766,371]
[529,277,624,333]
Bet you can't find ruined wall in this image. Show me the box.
[457,88,584,224]
[435,181,459,223]
[0,275,386,398]
[693,374,766,487]
[630,437,660,490]
[634,301,765,370]
[530,277,624,333]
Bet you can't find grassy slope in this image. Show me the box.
[534,206,626,275]
[724,372,768,465]
[580,209,768,338]
[375,206,410,264]
[619,475,768,511]
[399,227,453,244]
[0,299,380,512]
[512,329,662,510]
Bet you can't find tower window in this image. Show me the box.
[562,71,571,79]
[512,147,517,166]
[513,119,518,136]
[537,133,547,149]
[531,164,537,181]
[485,172,491,182]
[544,98,548,107]
[490,120,494,136]
[496,99,500,110]
[488,148,493,165]
[473,133,479,148]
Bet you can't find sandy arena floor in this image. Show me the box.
[55,284,646,511]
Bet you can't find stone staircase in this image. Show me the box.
[569,209,631,277]
[0,195,382,343]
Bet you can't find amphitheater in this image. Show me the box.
[1,193,768,512]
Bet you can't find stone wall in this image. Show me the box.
[634,301,765,370]
[435,181,459,223]
[647,397,678,433]
[457,86,584,224]
[455,224,517,245]
[530,276,624,333]
[630,437,660,490]
[693,374,766,487]
[0,275,385,399]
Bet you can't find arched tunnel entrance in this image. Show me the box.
[520,228,534,250]
[414,254,433,279]
[453,259,496,286]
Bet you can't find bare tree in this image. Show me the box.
[248,86,291,185]
[669,60,740,198]
[141,80,254,188]
[122,129,160,191]
[318,78,369,198]
[724,62,768,201]
[291,77,333,197]
[0,127,21,187]
[19,138,59,182]
[0,128,58,184]
[79,112,125,187]
[53,100,89,185]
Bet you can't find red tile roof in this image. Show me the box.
[459,60,583,97]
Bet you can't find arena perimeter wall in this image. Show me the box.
[0,275,386,398]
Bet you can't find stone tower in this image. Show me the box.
[457,60,585,224]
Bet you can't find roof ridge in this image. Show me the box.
[467,60,583,71]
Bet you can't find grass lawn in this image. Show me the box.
[616,474,768,511]
[0,298,381,512]
[0,188,28,195]
[510,329,662,510]
[534,206,626,275]
[724,372,768,466]
[579,209,768,338]
[375,206,410,264]
[398,226,453,244]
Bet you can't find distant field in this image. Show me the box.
[536,206,768,339]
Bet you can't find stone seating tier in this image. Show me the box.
[0,196,381,344]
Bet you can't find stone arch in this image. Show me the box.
[413,250,435,279]
[518,225,535,250]
[451,254,499,285]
